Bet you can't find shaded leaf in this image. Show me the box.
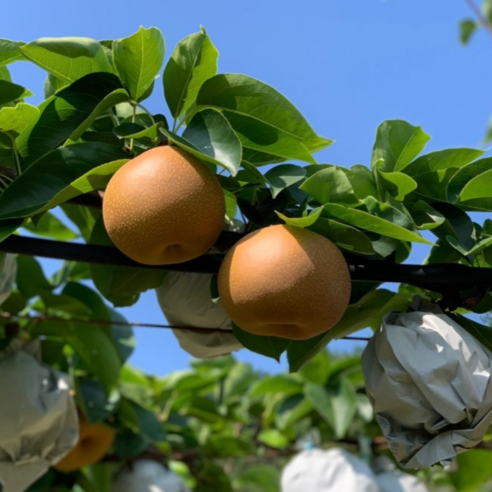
[0,80,32,106]
[20,37,112,83]
[300,166,359,205]
[182,108,242,175]
[17,72,128,167]
[264,164,306,198]
[0,143,127,219]
[196,73,331,154]
[309,217,375,254]
[232,322,290,362]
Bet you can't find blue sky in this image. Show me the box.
[5,0,492,375]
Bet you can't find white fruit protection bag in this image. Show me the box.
[0,340,79,492]
[362,297,492,469]
[111,460,190,492]
[281,448,380,492]
[0,253,16,306]
[156,271,243,359]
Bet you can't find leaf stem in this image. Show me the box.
[8,135,22,176]
[174,105,200,133]
[107,108,120,128]
[464,0,492,38]
[136,103,156,125]
[129,102,137,154]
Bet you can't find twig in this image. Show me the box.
[0,312,371,341]
[465,0,492,38]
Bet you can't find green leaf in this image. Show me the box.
[405,148,485,176]
[16,255,53,299]
[276,208,322,228]
[223,189,237,219]
[450,449,492,492]
[264,164,306,198]
[452,314,492,354]
[113,122,163,141]
[374,168,417,201]
[304,379,356,438]
[410,201,445,230]
[300,166,359,205]
[431,203,476,253]
[204,436,253,456]
[0,66,10,82]
[113,27,165,102]
[459,168,492,202]
[249,375,302,397]
[275,395,313,430]
[0,80,32,106]
[0,218,23,242]
[17,73,128,167]
[39,159,128,214]
[233,464,280,492]
[460,19,478,45]
[0,143,127,219]
[223,111,317,164]
[131,401,166,442]
[181,108,242,175]
[89,217,166,307]
[447,157,492,203]
[344,164,380,200]
[372,120,430,172]
[23,212,78,240]
[62,204,101,242]
[20,37,112,83]
[308,217,375,254]
[164,27,218,118]
[0,103,39,135]
[287,289,410,371]
[413,168,459,202]
[232,322,290,362]
[44,73,68,98]
[258,429,289,449]
[0,39,26,66]
[323,202,432,245]
[196,74,331,155]
[36,320,121,390]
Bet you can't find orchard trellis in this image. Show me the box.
[0,13,492,492]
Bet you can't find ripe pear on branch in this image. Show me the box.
[218,224,351,340]
[103,146,225,265]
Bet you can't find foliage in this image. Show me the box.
[0,24,492,491]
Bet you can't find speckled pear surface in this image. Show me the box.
[103,146,225,265]
[218,224,351,340]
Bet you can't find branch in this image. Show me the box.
[1,236,491,294]
[465,0,492,38]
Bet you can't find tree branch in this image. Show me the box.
[1,235,491,295]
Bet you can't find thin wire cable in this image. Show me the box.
[0,312,371,341]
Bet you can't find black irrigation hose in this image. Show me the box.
[1,235,492,292]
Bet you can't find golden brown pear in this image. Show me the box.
[218,224,351,340]
[55,411,115,472]
[103,146,225,265]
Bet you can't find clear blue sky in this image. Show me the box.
[5,0,492,375]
